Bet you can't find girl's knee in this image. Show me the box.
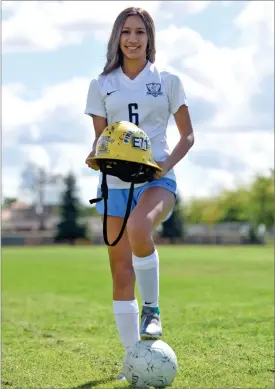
[127,215,152,244]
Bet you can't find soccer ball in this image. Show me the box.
[123,340,178,388]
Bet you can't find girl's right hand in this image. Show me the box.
[85,150,100,171]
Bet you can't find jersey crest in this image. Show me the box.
[146,83,163,97]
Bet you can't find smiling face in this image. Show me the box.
[119,15,148,61]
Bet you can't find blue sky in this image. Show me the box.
[2,1,274,204]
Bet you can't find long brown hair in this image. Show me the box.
[101,7,156,75]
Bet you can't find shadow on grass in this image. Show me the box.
[70,376,130,389]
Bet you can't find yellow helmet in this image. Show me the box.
[88,121,162,247]
[88,121,162,181]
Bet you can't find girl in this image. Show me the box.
[85,6,194,379]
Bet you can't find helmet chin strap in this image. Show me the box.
[89,164,143,246]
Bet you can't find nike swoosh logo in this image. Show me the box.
[107,90,117,96]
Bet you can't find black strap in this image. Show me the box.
[102,173,135,246]
[89,165,142,247]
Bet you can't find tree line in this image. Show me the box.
[2,165,273,244]
[183,169,274,228]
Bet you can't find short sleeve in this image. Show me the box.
[167,74,188,115]
[84,79,107,118]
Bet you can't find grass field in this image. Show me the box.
[2,245,274,389]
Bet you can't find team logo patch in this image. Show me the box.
[146,83,163,97]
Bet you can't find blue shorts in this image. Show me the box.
[96,177,177,222]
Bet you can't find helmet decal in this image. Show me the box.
[97,135,114,154]
[132,136,150,151]
[123,131,132,144]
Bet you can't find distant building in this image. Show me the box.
[1,201,103,245]
[1,202,267,246]
[1,201,58,232]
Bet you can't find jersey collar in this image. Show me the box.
[119,61,152,85]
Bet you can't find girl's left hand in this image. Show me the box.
[154,160,170,180]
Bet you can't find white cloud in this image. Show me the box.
[161,0,211,19]
[2,1,212,52]
[2,1,274,203]
[1,1,17,11]
[3,84,40,130]
[3,77,93,149]
[23,145,51,170]
[156,1,274,133]
[167,123,274,199]
[2,1,159,52]
[181,1,210,14]
[235,1,274,43]
[2,78,273,203]
[2,77,99,202]
[2,168,21,199]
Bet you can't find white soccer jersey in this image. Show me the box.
[85,61,188,189]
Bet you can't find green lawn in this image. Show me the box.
[2,245,274,389]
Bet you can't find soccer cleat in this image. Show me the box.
[140,306,162,340]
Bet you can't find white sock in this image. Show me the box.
[132,250,159,308]
[113,300,140,352]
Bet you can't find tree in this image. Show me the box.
[55,172,86,245]
[20,162,62,230]
[217,188,250,223]
[184,170,274,230]
[161,196,184,243]
[2,197,17,209]
[248,170,274,228]
[185,198,213,224]
[79,205,99,217]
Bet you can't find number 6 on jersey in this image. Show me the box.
[128,103,139,126]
